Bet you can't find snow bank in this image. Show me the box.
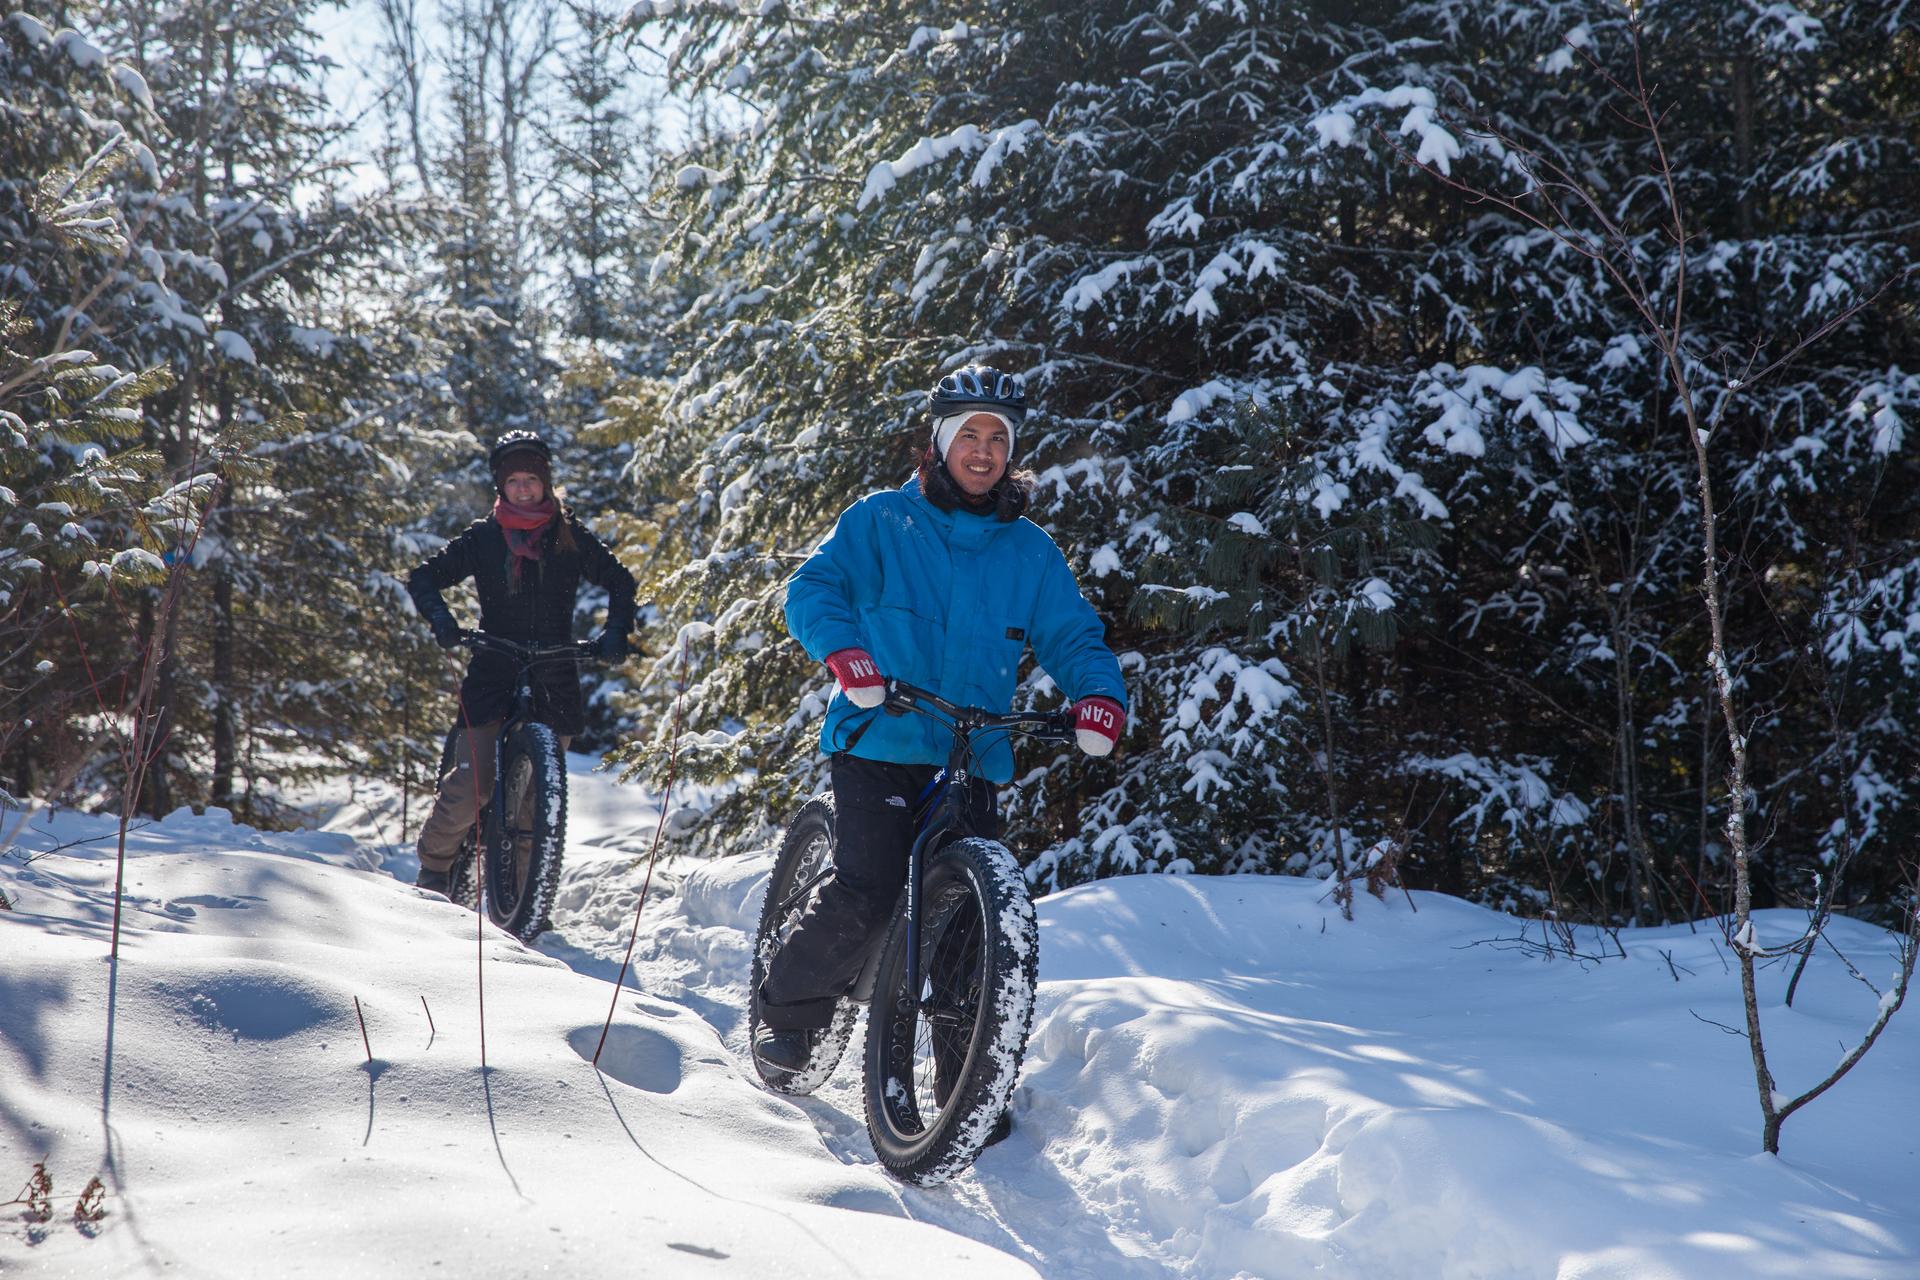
[0,803,1034,1278]
[5,760,1917,1279]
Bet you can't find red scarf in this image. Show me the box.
[493,496,556,587]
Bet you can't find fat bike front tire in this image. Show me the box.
[480,720,566,942]
[749,797,861,1095]
[862,837,1039,1186]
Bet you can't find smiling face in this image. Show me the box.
[943,412,1011,499]
[501,470,547,506]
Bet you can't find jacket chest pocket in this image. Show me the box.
[968,610,1030,688]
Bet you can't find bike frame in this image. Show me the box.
[874,680,1074,1008]
[462,631,593,849]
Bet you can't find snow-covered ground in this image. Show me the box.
[3,754,1917,1279]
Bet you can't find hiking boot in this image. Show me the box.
[982,1109,1013,1148]
[415,865,451,896]
[752,1024,816,1073]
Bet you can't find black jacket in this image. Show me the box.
[406,512,637,734]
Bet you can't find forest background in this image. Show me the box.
[2,0,1915,932]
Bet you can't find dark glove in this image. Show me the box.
[426,609,462,650]
[595,628,630,661]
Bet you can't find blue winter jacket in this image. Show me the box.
[786,477,1127,783]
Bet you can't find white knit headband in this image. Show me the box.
[933,410,1015,459]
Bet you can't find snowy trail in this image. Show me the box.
[1,797,1033,1279]
[3,752,1917,1278]
[533,756,1920,1280]
[538,794,1175,1280]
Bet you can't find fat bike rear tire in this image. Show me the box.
[749,797,861,1095]
[480,720,566,943]
[862,837,1039,1186]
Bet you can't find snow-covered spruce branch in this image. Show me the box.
[218,222,354,304]
[0,169,184,408]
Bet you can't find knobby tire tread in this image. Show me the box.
[482,721,566,943]
[862,836,1039,1186]
[749,797,860,1095]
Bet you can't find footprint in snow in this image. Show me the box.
[568,1023,685,1094]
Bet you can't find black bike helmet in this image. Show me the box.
[929,364,1027,424]
[488,429,551,474]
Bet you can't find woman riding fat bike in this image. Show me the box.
[430,630,602,941]
[406,430,638,904]
[752,364,1128,1155]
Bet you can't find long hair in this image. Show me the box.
[917,443,1034,522]
[552,492,579,554]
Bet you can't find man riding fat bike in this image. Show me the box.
[751,365,1130,1128]
[404,430,638,895]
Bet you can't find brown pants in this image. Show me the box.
[415,721,572,871]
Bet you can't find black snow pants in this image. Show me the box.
[757,753,997,1031]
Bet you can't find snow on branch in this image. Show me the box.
[1746,3,1824,53]
[142,474,221,522]
[8,12,54,47]
[1414,363,1593,458]
[53,26,107,70]
[1164,646,1296,768]
[857,120,1041,210]
[1844,371,1916,457]
[1165,378,1243,426]
[624,0,755,21]
[1405,751,1590,838]
[1060,256,1157,315]
[212,330,257,366]
[1311,85,1463,175]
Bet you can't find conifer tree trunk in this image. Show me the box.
[1307,629,1353,918]
[1731,51,1755,242]
[1610,629,1658,924]
[210,543,235,811]
[138,594,174,816]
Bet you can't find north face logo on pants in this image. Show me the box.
[885,794,907,807]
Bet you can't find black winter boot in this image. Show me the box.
[982,1109,1013,1148]
[751,1025,817,1073]
[415,865,451,896]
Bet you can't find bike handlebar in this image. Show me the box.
[460,630,602,665]
[881,678,1076,745]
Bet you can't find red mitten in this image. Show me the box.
[824,647,885,708]
[1073,696,1125,756]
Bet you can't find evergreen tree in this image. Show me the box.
[547,0,653,355]
[624,0,1917,919]
[83,0,463,818]
[2,1,186,803]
